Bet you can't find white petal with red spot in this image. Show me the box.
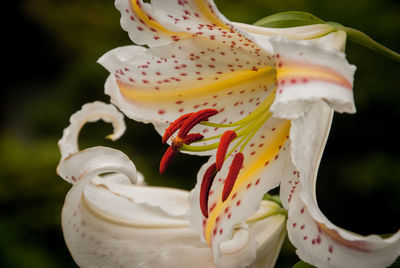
[280,154,400,268]
[188,116,290,263]
[99,37,278,152]
[269,37,356,119]
[57,101,126,182]
[116,0,191,47]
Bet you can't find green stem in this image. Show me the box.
[329,22,400,63]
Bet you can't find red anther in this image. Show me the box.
[162,113,194,143]
[178,109,218,138]
[200,163,217,218]
[216,130,237,170]
[222,153,244,202]
[183,133,204,144]
[159,146,178,174]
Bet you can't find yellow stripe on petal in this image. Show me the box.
[118,67,275,103]
[130,0,190,38]
[277,60,352,90]
[194,0,230,30]
[204,120,290,244]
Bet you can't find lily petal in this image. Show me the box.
[58,146,214,268]
[116,0,191,47]
[57,100,288,267]
[58,146,287,267]
[280,102,400,268]
[60,153,285,268]
[57,101,126,182]
[99,39,277,152]
[270,34,400,267]
[151,0,231,35]
[189,118,290,264]
[233,22,336,41]
[269,37,356,120]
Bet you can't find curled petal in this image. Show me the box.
[58,101,125,160]
[116,0,191,47]
[58,146,215,267]
[280,155,400,268]
[278,94,400,267]
[269,37,356,119]
[57,101,126,183]
[58,146,285,267]
[217,224,257,268]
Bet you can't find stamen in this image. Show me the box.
[222,152,244,202]
[183,133,204,144]
[159,147,178,174]
[200,163,217,218]
[178,109,218,138]
[216,130,237,170]
[162,112,194,143]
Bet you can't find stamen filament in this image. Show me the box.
[180,142,220,152]
[200,90,276,128]
[239,111,273,153]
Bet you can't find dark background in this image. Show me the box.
[1,0,399,267]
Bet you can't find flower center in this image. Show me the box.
[160,90,277,217]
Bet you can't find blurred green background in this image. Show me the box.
[2,0,399,267]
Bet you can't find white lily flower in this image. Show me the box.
[95,0,400,267]
[56,102,287,268]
